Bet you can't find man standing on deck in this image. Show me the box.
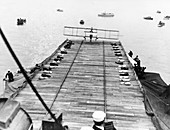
[92,111,117,130]
[92,111,106,130]
[128,50,133,57]
[134,55,141,67]
[89,27,93,42]
[5,70,14,82]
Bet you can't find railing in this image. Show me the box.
[64,26,119,40]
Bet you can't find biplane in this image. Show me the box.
[63,26,119,40]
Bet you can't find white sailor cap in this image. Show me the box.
[92,111,106,122]
[80,126,93,130]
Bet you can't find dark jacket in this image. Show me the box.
[93,122,117,130]
[92,125,103,130]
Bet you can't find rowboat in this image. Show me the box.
[0,26,164,130]
[157,10,161,14]
[57,9,63,12]
[158,21,165,27]
[17,18,26,25]
[98,12,114,17]
[164,16,170,20]
[143,16,153,20]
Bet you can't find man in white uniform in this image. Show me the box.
[92,111,106,130]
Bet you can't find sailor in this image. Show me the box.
[92,111,106,130]
[134,55,141,67]
[90,27,93,33]
[90,34,93,42]
[30,64,41,73]
[5,69,14,82]
[89,27,93,42]
[134,64,139,73]
[89,34,93,42]
[128,50,133,57]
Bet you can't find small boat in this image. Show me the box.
[98,12,114,17]
[144,16,153,20]
[80,20,85,25]
[17,18,26,25]
[158,21,165,27]
[57,9,63,12]
[157,10,161,13]
[164,16,170,20]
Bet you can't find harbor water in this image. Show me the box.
[1,0,170,95]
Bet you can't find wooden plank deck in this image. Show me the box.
[7,40,156,130]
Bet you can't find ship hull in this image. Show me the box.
[139,72,170,130]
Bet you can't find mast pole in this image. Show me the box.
[0,27,60,124]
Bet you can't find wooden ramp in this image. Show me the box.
[4,40,156,130]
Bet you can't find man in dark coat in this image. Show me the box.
[128,50,133,57]
[134,55,141,67]
[5,70,14,82]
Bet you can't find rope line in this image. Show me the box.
[48,41,84,111]
[103,41,107,116]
